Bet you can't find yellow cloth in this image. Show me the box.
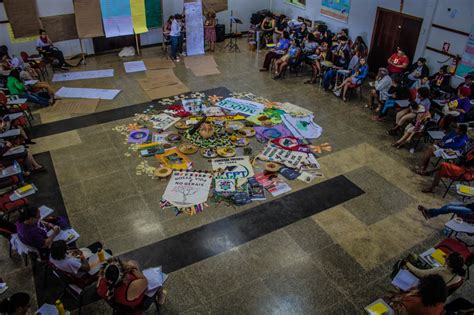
[432,249,447,265]
[130,0,148,34]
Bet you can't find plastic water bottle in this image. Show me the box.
[13,160,24,184]
[97,248,106,262]
[55,299,66,315]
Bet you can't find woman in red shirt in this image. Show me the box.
[97,259,148,314]
[387,48,410,75]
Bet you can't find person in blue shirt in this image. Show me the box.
[260,31,290,71]
[332,57,368,101]
[416,124,469,173]
[273,39,301,79]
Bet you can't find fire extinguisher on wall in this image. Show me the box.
[448,55,461,75]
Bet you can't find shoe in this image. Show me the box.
[25,139,36,145]
[333,89,341,97]
[259,68,269,72]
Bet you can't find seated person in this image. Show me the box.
[0,140,44,173]
[405,57,429,87]
[429,65,451,95]
[36,29,75,70]
[418,202,474,221]
[322,36,351,90]
[259,13,275,46]
[420,147,474,193]
[366,67,392,110]
[410,76,430,95]
[6,70,50,107]
[439,87,471,129]
[0,118,35,145]
[404,252,465,287]
[373,76,410,121]
[295,23,308,42]
[301,33,318,61]
[97,258,167,312]
[0,292,31,315]
[50,240,108,287]
[260,31,290,72]
[163,16,173,40]
[273,15,287,45]
[16,207,63,256]
[445,297,474,314]
[387,47,410,76]
[387,275,447,315]
[351,36,368,57]
[391,104,431,149]
[333,57,368,102]
[273,39,301,79]
[304,47,323,84]
[456,74,474,99]
[388,87,431,135]
[416,124,469,173]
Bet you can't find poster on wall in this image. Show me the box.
[456,25,474,78]
[285,0,306,8]
[184,0,205,56]
[100,0,134,38]
[320,0,351,23]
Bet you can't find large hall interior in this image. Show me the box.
[0,0,473,314]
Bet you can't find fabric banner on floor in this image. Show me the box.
[184,0,205,56]
[52,69,114,82]
[73,0,105,38]
[131,0,148,34]
[56,87,121,100]
[100,0,134,38]
[3,0,41,38]
[145,0,163,28]
[40,14,78,43]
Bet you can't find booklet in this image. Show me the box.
[255,172,292,197]
[247,177,266,200]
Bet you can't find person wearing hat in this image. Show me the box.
[439,86,472,128]
[456,74,474,99]
[387,47,410,75]
[415,124,469,174]
[366,67,392,110]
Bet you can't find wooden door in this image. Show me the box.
[368,7,423,73]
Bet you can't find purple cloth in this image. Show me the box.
[457,97,471,122]
[254,124,293,140]
[16,222,47,249]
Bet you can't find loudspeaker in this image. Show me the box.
[216,24,225,42]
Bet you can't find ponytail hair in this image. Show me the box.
[103,258,125,301]
[0,292,30,314]
[447,252,466,277]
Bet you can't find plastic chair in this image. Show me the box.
[346,80,364,101]
[435,238,473,279]
[442,170,474,198]
[105,290,161,315]
[0,192,28,221]
[20,51,48,81]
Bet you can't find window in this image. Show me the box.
[285,0,306,9]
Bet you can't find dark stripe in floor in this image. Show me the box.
[120,175,364,272]
[30,87,231,138]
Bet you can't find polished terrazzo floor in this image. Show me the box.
[0,39,473,314]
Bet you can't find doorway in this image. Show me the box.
[368,7,423,73]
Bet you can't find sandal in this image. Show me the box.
[417,205,430,220]
[421,187,434,193]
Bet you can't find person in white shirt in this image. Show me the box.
[366,67,392,110]
[169,15,182,61]
[36,29,76,69]
[50,240,90,278]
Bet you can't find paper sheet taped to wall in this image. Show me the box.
[74,0,105,38]
[100,0,134,38]
[3,0,41,38]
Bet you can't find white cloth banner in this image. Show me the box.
[282,114,323,139]
[52,69,114,82]
[184,0,205,56]
[217,98,264,116]
[124,61,147,73]
[56,87,121,100]
[163,171,213,208]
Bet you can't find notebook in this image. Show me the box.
[391,269,419,291]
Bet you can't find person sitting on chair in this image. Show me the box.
[97,258,167,313]
[420,147,474,193]
[273,39,301,79]
[259,13,275,46]
[405,57,429,87]
[456,74,474,100]
[388,87,431,135]
[333,57,368,102]
[0,292,31,315]
[416,124,469,173]
[0,140,44,174]
[445,297,474,314]
[429,65,452,96]
[260,31,290,72]
[387,47,410,76]
[404,252,465,287]
[439,87,472,129]
[304,47,323,85]
[322,36,351,91]
[366,67,392,110]
[36,29,76,70]
[6,70,51,107]
[417,202,474,221]
[0,118,35,145]
[391,102,431,149]
[373,76,410,121]
[387,275,447,315]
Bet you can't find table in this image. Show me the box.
[0,164,22,179]
[3,145,26,157]
[87,251,112,275]
[9,183,37,201]
[321,60,333,68]
[445,218,474,237]
[4,113,24,121]
[426,130,446,141]
[7,98,27,105]
[395,99,410,108]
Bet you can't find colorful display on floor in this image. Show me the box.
[112,90,327,216]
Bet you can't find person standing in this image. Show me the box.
[169,15,182,62]
[204,12,217,52]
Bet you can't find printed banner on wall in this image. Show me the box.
[131,0,148,34]
[320,0,351,23]
[4,0,41,38]
[40,15,78,43]
[145,0,163,28]
[456,25,474,78]
[185,0,205,56]
[100,0,134,38]
[74,0,105,38]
